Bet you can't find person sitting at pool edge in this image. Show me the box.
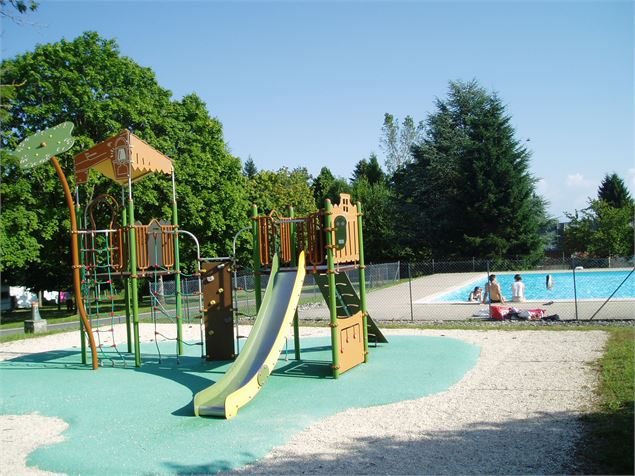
[512,274,526,302]
[468,286,482,303]
[482,274,505,303]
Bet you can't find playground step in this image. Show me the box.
[314,273,387,344]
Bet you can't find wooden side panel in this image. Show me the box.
[332,193,359,265]
[279,220,292,265]
[202,261,235,361]
[305,212,325,266]
[338,311,365,374]
[257,217,272,267]
[112,227,127,271]
[135,223,149,272]
[160,224,175,269]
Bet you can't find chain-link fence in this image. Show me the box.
[148,277,202,323]
[391,258,634,322]
[239,258,634,322]
[150,258,634,322]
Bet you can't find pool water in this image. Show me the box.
[433,270,635,302]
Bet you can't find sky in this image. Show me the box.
[2,0,633,219]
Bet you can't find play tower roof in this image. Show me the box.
[74,130,173,184]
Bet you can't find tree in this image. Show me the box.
[392,80,547,260]
[598,173,633,209]
[311,167,351,207]
[1,32,248,290]
[351,153,385,186]
[243,155,258,179]
[379,113,424,174]
[351,177,395,262]
[0,0,38,22]
[247,167,316,216]
[564,199,634,258]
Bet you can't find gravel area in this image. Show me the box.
[227,329,607,475]
[0,325,607,475]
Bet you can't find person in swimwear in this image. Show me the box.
[512,274,526,302]
[468,286,483,302]
[482,274,505,303]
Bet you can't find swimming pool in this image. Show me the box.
[431,270,635,302]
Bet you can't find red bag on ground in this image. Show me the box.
[490,306,511,320]
[528,309,545,320]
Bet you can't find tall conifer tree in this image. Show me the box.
[597,173,633,208]
[394,80,547,260]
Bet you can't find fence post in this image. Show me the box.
[472,257,475,272]
[572,261,579,321]
[408,262,414,321]
[486,261,491,318]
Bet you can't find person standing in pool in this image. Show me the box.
[482,274,505,303]
[512,274,526,302]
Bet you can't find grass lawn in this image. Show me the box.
[576,327,634,475]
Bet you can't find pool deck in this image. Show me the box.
[298,271,635,322]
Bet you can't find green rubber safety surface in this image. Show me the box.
[0,336,479,475]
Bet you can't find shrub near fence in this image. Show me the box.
[155,258,634,323]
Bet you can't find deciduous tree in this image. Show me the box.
[379,113,423,174]
[247,167,316,216]
[1,32,248,289]
[564,199,634,258]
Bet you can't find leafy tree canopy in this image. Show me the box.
[247,167,317,216]
[379,113,424,174]
[0,0,37,21]
[351,177,396,262]
[1,32,248,289]
[564,199,634,258]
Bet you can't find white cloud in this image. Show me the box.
[565,173,593,188]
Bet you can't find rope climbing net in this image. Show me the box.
[80,228,126,366]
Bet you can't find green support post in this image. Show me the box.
[251,204,262,311]
[127,193,141,367]
[77,200,87,365]
[325,199,340,378]
[289,206,301,360]
[357,201,369,362]
[121,203,133,354]
[172,187,183,355]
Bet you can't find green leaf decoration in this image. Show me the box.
[12,122,75,169]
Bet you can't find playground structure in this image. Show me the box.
[12,123,387,419]
[194,195,388,418]
[12,124,209,369]
[250,195,387,377]
[72,130,202,368]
